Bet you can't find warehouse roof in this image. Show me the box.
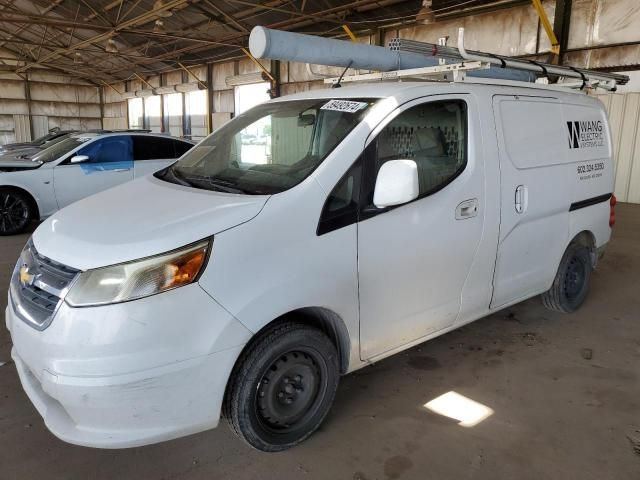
[0,0,426,85]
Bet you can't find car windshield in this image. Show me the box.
[157,98,376,195]
[31,136,91,163]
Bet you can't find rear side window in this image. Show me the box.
[133,136,178,160]
[77,136,133,163]
[371,100,467,200]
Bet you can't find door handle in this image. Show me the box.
[455,198,478,220]
[515,185,528,214]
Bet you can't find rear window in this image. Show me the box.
[133,136,192,160]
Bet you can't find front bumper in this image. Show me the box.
[6,283,251,448]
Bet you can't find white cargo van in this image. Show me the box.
[6,81,616,452]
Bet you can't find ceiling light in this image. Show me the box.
[74,52,83,64]
[153,19,166,33]
[105,38,118,53]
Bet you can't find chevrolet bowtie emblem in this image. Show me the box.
[19,265,35,287]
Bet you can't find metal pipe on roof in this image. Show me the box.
[455,28,629,85]
[249,26,438,72]
[248,26,535,82]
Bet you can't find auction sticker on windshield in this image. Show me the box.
[321,100,369,113]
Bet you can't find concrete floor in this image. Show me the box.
[1,205,639,480]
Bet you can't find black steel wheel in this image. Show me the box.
[542,243,592,313]
[0,189,33,235]
[224,322,339,452]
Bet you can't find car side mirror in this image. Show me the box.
[297,114,316,126]
[70,155,89,164]
[373,159,419,209]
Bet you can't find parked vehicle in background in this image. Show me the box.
[0,132,194,234]
[0,132,76,161]
[6,82,615,452]
[0,128,76,154]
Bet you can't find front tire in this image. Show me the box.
[542,243,592,313]
[224,322,339,452]
[0,189,33,235]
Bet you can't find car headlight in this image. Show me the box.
[66,240,210,307]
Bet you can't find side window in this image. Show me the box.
[370,100,467,202]
[77,136,133,163]
[173,139,193,158]
[317,157,363,235]
[133,136,176,160]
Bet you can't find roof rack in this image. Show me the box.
[325,28,628,92]
[324,60,492,85]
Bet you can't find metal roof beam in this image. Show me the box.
[15,0,190,73]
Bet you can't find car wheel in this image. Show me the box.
[542,243,592,313]
[224,322,340,452]
[0,189,33,236]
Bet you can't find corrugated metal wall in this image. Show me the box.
[597,93,640,204]
[0,71,101,145]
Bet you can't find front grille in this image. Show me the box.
[10,240,80,330]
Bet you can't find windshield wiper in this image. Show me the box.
[207,178,250,194]
[162,166,192,187]
[178,174,249,194]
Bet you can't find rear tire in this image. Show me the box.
[224,322,339,452]
[0,189,34,235]
[542,243,592,313]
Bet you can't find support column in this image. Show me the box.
[23,73,33,141]
[99,85,105,130]
[207,62,214,134]
[270,59,280,98]
[553,0,573,64]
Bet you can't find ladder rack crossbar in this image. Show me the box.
[386,28,628,92]
[323,61,490,85]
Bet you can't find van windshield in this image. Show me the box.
[157,98,375,195]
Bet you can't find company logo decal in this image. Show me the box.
[567,120,604,149]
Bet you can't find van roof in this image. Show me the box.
[273,80,602,106]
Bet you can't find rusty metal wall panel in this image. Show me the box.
[12,114,30,142]
[48,117,101,131]
[597,92,640,203]
[211,112,232,131]
[103,117,127,130]
[29,83,99,104]
[213,89,234,113]
[569,0,640,48]
[31,115,49,139]
[238,57,270,75]
[1,80,26,100]
[0,114,14,146]
[412,3,551,55]
[213,62,235,90]
[0,100,28,115]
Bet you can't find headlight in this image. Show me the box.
[66,240,210,307]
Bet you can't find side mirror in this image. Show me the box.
[373,159,419,209]
[70,155,89,164]
[297,113,316,126]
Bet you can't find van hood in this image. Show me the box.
[33,175,269,271]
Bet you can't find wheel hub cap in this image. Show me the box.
[0,193,28,233]
[257,352,320,430]
[564,257,585,299]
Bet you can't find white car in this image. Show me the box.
[0,132,195,234]
[6,82,615,452]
